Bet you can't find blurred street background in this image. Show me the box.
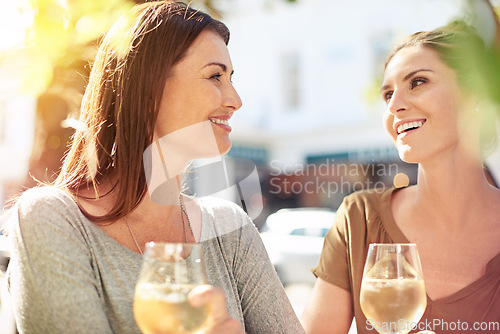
[0,0,499,332]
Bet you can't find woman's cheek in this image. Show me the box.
[383,111,395,139]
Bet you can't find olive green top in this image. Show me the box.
[313,188,500,334]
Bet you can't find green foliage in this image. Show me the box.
[0,0,231,96]
[479,47,500,104]
[1,0,135,95]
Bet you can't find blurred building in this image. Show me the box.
[1,0,499,226]
[217,0,500,224]
[0,94,35,213]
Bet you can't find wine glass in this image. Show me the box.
[360,243,427,334]
[134,242,209,334]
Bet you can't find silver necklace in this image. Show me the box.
[179,194,194,242]
[124,194,193,255]
[125,216,143,255]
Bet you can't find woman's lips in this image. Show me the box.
[209,117,232,132]
[395,119,426,135]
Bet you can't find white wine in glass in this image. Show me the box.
[360,243,427,334]
[134,242,209,334]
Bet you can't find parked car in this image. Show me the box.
[260,208,336,286]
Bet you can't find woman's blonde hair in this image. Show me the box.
[385,20,498,154]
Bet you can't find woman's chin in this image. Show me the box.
[398,150,420,164]
[217,139,232,156]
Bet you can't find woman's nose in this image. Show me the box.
[223,84,243,111]
[387,90,407,114]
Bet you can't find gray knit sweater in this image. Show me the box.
[6,187,304,334]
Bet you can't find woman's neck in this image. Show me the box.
[412,152,498,231]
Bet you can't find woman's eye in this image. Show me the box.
[210,73,222,81]
[383,91,393,102]
[411,78,427,89]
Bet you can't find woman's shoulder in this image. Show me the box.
[196,196,254,240]
[8,186,83,234]
[18,185,73,202]
[334,187,398,233]
[197,196,249,218]
[336,187,407,243]
[16,186,77,214]
[341,187,395,212]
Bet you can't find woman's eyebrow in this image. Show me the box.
[403,68,433,81]
[381,68,434,92]
[202,62,234,75]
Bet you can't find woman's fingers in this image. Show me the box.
[188,285,246,334]
[189,285,227,323]
[203,318,245,334]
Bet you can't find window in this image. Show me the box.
[282,51,300,110]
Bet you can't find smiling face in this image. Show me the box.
[381,45,473,164]
[154,29,242,156]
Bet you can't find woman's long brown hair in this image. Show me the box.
[54,1,230,223]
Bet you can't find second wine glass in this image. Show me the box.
[360,243,427,334]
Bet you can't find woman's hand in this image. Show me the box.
[189,285,246,334]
